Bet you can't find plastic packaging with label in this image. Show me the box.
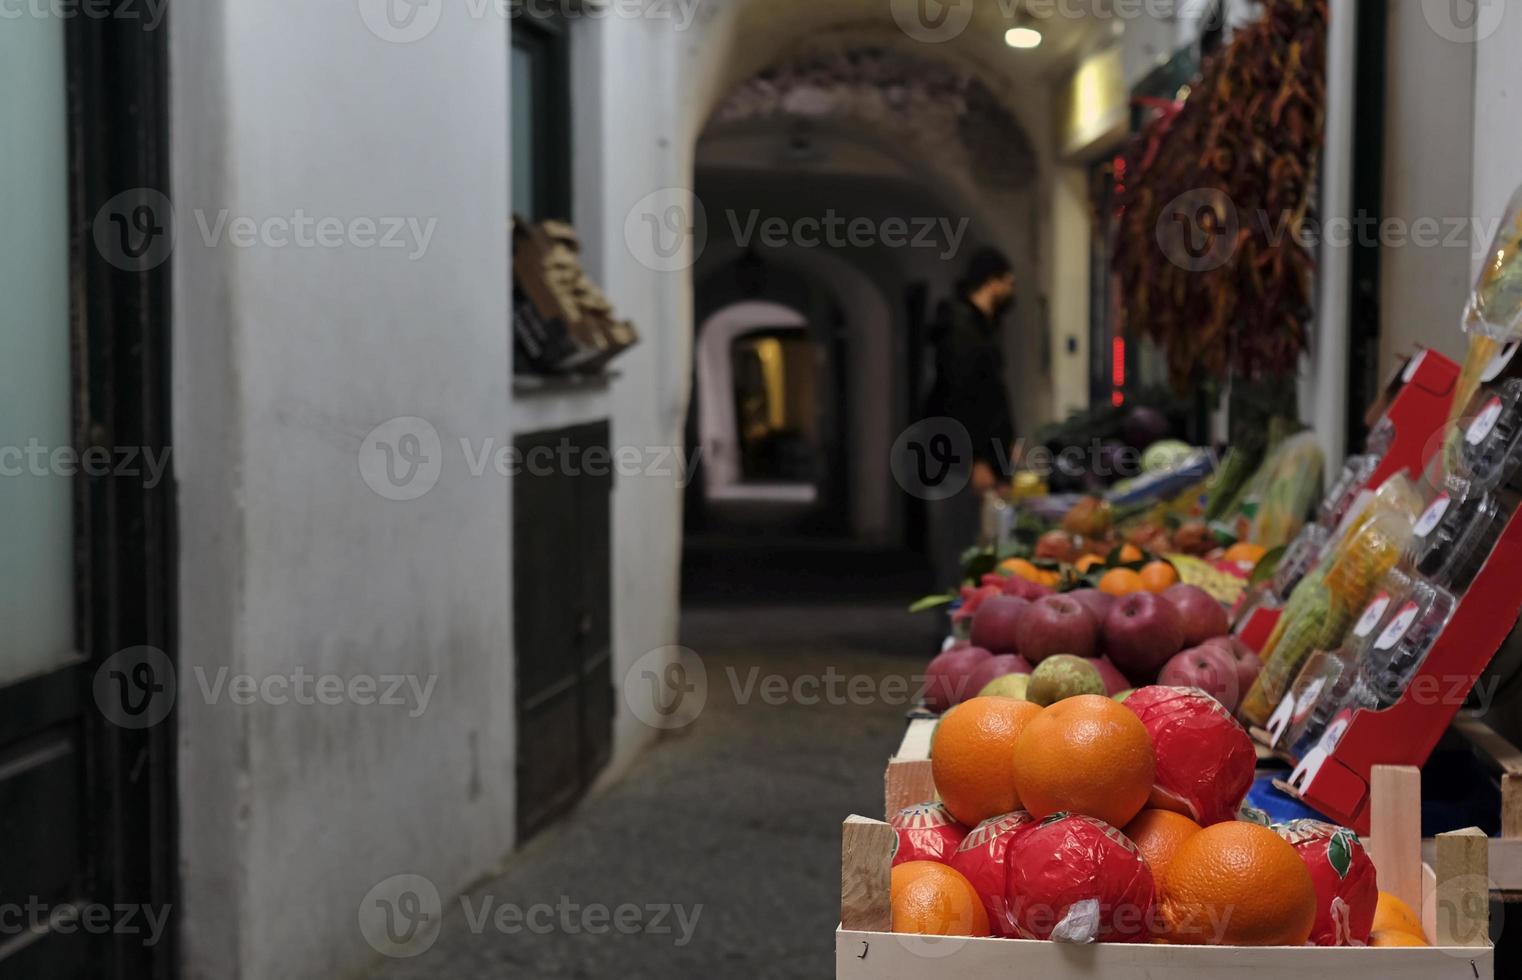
[1455,378,1522,490]
[1283,567,1415,759]
[1271,524,1332,602]
[1319,455,1380,530]
[1412,476,1514,592]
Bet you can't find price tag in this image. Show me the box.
[1375,601,1420,652]
[1291,677,1327,725]
[1288,711,1353,793]
[1467,396,1504,446]
[1354,592,1392,638]
[1414,494,1450,539]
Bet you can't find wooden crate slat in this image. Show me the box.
[836,930,1493,978]
[1435,828,1490,947]
[841,816,893,933]
[1369,765,1424,912]
[884,717,937,819]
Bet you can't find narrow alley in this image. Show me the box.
[369,597,928,979]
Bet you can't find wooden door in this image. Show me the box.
[513,422,613,841]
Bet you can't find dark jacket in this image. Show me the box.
[925,298,1015,469]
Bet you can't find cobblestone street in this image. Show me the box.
[367,602,929,979]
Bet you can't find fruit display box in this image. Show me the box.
[1282,497,1522,834]
[840,766,1493,979]
[1234,347,1460,654]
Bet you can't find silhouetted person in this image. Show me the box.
[924,247,1017,587]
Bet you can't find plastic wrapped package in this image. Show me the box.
[1283,568,1415,758]
[1278,646,1358,756]
[1002,814,1155,944]
[1124,687,1257,826]
[1237,431,1327,550]
[890,801,969,867]
[1271,524,1332,602]
[1239,499,1417,726]
[1353,578,1458,709]
[1318,455,1380,530]
[948,811,1037,937]
[1444,378,1522,491]
[1274,820,1378,947]
[1293,577,1457,765]
[1413,478,1515,591]
[1451,183,1522,417]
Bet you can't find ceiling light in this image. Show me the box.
[1005,26,1043,49]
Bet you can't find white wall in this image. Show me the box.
[1379,0,1475,369]
[173,5,687,979]
[569,15,689,788]
[1471,3,1522,267]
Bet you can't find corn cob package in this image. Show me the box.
[1239,487,1416,725]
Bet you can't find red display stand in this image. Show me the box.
[1364,347,1461,491]
[1233,348,1460,655]
[1286,509,1522,832]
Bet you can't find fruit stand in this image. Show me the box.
[839,768,1493,978]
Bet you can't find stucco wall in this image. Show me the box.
[173,5,686,979]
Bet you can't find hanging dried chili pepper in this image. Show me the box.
[1114,0,1327,388]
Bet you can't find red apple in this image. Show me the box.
[924,645,993,711]
[1000,575,1055,601]
[1158,645,1242,712]
[1067,588,1116,631]
[1162,584,1230,647]
[1017,595,1098,665]
[966,653,1034,695]
[1103,593,1185,682]
[970,595,1030,655]
[1087,656,1133,696]
[1201,635,1263,694]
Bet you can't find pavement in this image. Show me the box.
[367,601,934,979]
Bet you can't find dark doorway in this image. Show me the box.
[513,422,614,842]
[0,10,177,980]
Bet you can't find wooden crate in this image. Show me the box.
[842,766,1494,978]
[1278,714,1522,895]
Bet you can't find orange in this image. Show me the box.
[1098,568,1145,597]
[1157,821,1317,946]
[891,861,990,936]
[1123,809,1202,877]
[1075,554,1106,573]
[1372,891,1427,942]
[1011,695,1155,829]
[931,697,1042,826]
[1139,560,1179,593]
[1224,542,1267,565]
[999,558,1042,583]
[1369,929,1429,948]
[1039,570,1062,588]
[1118,544,1144,563]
